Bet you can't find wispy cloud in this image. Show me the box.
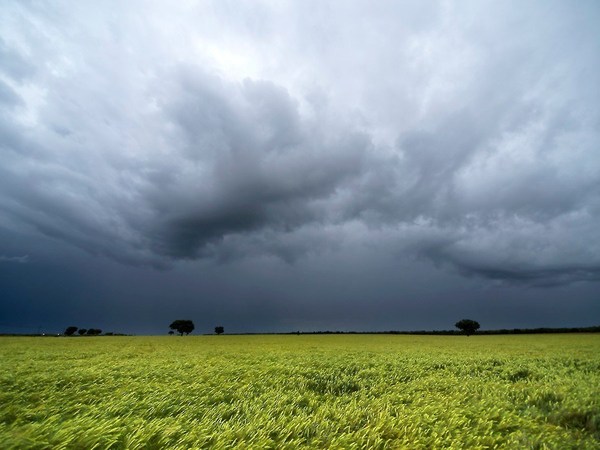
[0,254,29,263]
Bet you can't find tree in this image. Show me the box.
[64,326,78,336]
[215,326,224,335]
[455,319,480,336]
[86,328,102,336]
[169,320,195,336]
[168,331,174,335]
[78,329,87,336]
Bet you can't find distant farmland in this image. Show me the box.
[1,334,599,449]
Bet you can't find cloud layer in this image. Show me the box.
[1,1,599,284]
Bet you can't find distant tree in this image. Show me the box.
[168,330,174,335]
[86,328,102,336]
[169,320,195,336]
[215,326,224,335]
[64,326,78,336]
[78,329,87,336]
[455,319,480,336]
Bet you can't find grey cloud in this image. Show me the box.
[0,79,22,107]
[413,219,600,286]
[144,68,371,258]
[0,37,36,82]
[0,0,598,287]
[0,254,28,263]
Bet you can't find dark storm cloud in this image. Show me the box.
[144,70,370,259]
[0,0,599,286]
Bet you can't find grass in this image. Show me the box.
[1,334,599,449]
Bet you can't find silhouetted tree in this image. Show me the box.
[64,326,78,336]
[215,326,224,335]
[169,320,195,336]
[86,328,102,336]
[78,329,87,335]
[168,331,174,335]
[455,319,480,336]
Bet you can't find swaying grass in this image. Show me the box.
[1,334,599,449]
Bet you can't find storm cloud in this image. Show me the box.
[1,0,599,294]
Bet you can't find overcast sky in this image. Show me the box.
[1,1,599,334]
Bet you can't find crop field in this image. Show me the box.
[1,334,599,449]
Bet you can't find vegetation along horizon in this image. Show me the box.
[1,334,599,449]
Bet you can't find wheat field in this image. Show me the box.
[1,334,599,449]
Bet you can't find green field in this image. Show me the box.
[1,334,599,449]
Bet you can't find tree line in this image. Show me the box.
[58,319,599,337]
[64,326,102,336]
[165,319,480,336]
[62,327,126,336]
[168,320,225,336]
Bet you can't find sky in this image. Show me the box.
[1,0,599,335]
